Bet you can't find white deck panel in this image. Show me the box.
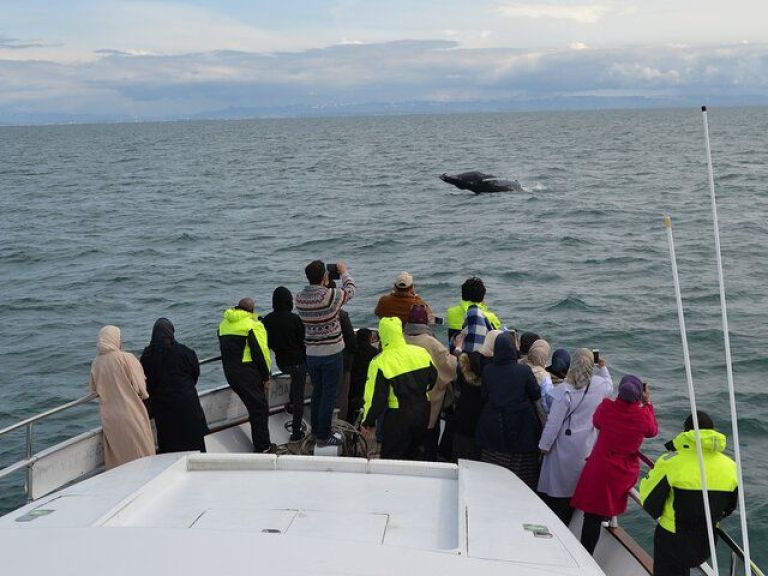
[0,454,608,575]
[102,465,459,551]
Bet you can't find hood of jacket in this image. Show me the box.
[379,316,406,350]
[671,429,727,454]
[272,286,294,312]
[97,325,121,354]
[148,317,175,351]
[493,331,519,365]
[223,307,254,325]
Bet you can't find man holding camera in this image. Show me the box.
[295,260,357,446]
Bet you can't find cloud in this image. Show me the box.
[2,40,768,121]
[0,35,56,50]
[492,2,611,24]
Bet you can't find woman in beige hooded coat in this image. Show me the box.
[90,325,156,469]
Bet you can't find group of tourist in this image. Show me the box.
[88,261,738,576]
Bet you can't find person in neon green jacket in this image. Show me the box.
[639,411,738,576]
[362,317,437,460]
[446,277,501,347]
[218,298,273,453]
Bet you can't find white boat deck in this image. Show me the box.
[0,453,607,575]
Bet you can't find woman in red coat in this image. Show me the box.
[570,374,658,554]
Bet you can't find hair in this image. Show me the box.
[236,297,255,313]
[461,276,486,302]
[684,411,714,431]
[305,260,326,285]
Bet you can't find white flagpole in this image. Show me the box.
[701,106,752,575]
[665,215,719,575]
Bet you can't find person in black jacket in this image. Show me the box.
[140,318,208,453]
[347,328,379,423]
[336,307,357,421]
[475,331,542,489]
[450,330,501,461]
[262,287,307,442]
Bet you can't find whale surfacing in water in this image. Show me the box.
[440,171,522,194]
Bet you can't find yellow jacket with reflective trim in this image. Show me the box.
[446,300,501,331]
[217,308,271,372]
[362,317,436,427]
[639,429,738,535]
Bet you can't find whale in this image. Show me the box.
[440,171,523,194]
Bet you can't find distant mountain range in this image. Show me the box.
[3,95,768,126]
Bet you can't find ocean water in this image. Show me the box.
[1,108,766,565]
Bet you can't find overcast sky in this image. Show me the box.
[2,1,767,121]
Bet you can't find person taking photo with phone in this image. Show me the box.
[295,260,356,447]
[570,375,658,554]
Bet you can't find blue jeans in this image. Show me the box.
[306,352,343,440]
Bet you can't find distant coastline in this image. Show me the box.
[3,97,768,128]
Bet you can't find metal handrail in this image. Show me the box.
[0,355,223,440]
[0,353,226,501]
[0,393,97,438]
[716,527,765,576]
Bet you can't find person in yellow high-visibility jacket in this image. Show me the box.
[362,317,437,460]
[218,297,273,453]
[639,412,738,576]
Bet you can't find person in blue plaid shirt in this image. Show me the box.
[461,305,494,353]
[450,277,495,354]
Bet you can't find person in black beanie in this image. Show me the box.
[263,286,307,441]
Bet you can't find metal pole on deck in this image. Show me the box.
[701,106,752,576]
[665,216,719,575]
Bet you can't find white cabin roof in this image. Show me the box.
[0,454,606,575]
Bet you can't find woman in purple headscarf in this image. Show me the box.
[570,375,658,555]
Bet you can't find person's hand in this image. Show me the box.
[265,379,273,395]
[642,383,651,405]
[540,448,549,456]
[597,358,607,369]
[361,425,375,440]
[454,332,465,353]
[336,260,347,275]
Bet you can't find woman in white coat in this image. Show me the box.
[537,348,612,525]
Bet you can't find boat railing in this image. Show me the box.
[1,376,764,575]
[618,453,764,576]
[0,354,250,502]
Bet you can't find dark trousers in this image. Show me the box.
[422,424,441,461]
[653,525,713,576]
[306,352,342,440]
[540,494,575,526]
[224,366,270,452]
[381,405,429,461]
[580,513,607,555]
[438,412,455,461]
[283,363,306,436]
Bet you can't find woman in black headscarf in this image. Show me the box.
[140,318,208,453]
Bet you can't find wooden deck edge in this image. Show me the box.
[605,525,654,575]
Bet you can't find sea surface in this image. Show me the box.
[1,108,766,566]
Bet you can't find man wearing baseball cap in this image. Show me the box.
[374,271,434,326]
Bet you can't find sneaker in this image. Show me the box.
[289,431,306,443]
[317,434,342,447]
